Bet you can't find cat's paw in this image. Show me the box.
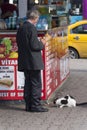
[59,105,64,108]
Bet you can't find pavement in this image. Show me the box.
[0,59,87,130]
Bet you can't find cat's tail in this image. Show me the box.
[76,102,87,106]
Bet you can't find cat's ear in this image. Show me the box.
[64,95,69,99]
[53,98,58,104]
[69,95,75,99]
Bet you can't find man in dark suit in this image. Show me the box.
[16,9,48,112]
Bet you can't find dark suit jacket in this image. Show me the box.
[16,21,44,71]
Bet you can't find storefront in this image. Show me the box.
[0,0,69,100]
[69,0,83,24]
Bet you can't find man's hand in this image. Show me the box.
[40,37,46,45]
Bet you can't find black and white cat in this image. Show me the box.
[53,95,87,108]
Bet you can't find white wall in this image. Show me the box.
[18,0,27,18]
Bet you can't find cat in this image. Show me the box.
[53,95,87,108]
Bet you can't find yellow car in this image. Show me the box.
[68,20,87,59]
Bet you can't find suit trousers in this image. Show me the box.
[24,70,42,108]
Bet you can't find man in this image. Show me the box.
[16,9,48,112]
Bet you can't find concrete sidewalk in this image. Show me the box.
[0,59,87,130]
[69,59,87,70]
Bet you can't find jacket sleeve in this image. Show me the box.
[27,26,44,51]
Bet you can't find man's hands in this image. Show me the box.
[40,37,46,45]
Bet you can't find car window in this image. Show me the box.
[71,24,87,34]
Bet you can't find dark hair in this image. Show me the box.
[4,0,9,3]
[26,9,40,20]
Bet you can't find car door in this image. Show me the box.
[68,23,87,57]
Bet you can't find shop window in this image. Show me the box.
[69,0,82,15]
[1,0,18,19]
[0,0,18,30]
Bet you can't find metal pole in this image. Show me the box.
[83,0,87,19]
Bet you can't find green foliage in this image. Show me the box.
[1,38,12,54]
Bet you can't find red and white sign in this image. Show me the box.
[0,27,69,100]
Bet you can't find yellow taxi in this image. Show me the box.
[68,20,87,59]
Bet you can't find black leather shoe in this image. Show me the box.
[30,107,49,112]
[25,104,31,112]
